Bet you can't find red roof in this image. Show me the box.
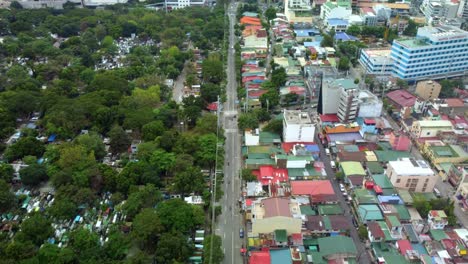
[249,251,271,264]
[373,185,383,194]
[320,114,340,122]
[282,142,315,153]
[290,180,336,203]
[386,90,417,107]
[249,90,268,98]
[364,119,376,125]
[257,29,268,38]
[206,102,218,111]
[257,166,288,185]
[445,98,464,107]
[262,197,291,218]
[246,199,253,206]
[397,240,413,255]
[368,221,385,239]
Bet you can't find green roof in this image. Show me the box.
[318,204,344,215]
[430,229,448,241]
[387,215,401,227]
[374,150,411,162]
[377,141,393,151]
[372,242,410,263]
[396,38,430,48]
[394,204,411,221]
[242,11,259,17]
[274,229,287,242]
[247,153,271,159]
[358,205,383,221]
[287,155,314,161]
[245,158,275,165]
[288,166,321,177]
[300,205,317,215]
[322,216,332,230]
[451,145,468,159]
[248,145,284,155]
[414,192,437,201]
[317,236,357,257]
[431,146,457,157]
[259,132,282,144]
[372,174,394,189]
[303,237,318,246]
[382,188,397,196]
[397,189,413,205]
[377,221,395,241]
[354,189,378,204]
[340,161,366,177]
[367,161,384,174]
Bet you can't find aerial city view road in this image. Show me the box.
[0,0,467,263]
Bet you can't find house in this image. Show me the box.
[250,197,302,236]
[396,239,413,256]
[249,250,271,264]
[427,210,448,230]
[290,180,338,204]
[388,132,411,151]
[385,215,403,239]
[283,110,316,143]
[368,221,385,242]
[305,215,352,234]
[385,90,417,119]
[313,236,357,261]
[386,158,436,193]
[423,144,468,165]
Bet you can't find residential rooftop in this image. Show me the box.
[388,158,434,176]
[283,110,313,125]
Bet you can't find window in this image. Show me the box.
[396,179,401,183]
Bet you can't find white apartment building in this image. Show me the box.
[391,25,468,81]
[359,48,393,76]
[357,90,383,118]
[421,0,459,24]
[320,0,352,21]
[165,0,206,9]
[283,110,316,143]
[320,79,359,122]
[284,0,313,23]
[386,158,437,192]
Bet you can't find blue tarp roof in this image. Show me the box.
[327,18,349,26]
[305,144,320,152]
[378,195,403,204]
[48,134,57,142]
[74,215,81,222]
[334,32,358,41]
[294,29,320,37]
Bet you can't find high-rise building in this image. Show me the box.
[391,25,468,81]
[282,110,316,143]
[319,79,359,123]
[420,0,459,24]
[320,0,352,21]
[359,48,393,76]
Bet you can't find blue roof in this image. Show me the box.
[327,18,349,26]
[304,41,321,47]
[48,134,57,142]
[334,32,358,41]
[305,144,320,152]
[270,249,292,264]
[74,215,81,222]
[294,29,320,37]
[378,195,403,204]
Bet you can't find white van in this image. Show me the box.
[339,183,346,192]
[330,161,336,169]
[325,148,330,156]
[434,188,441,197]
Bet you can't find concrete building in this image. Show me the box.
[250,197,302,236]
[357,90,383,118]
[386,158,437,192]
[359,48,393,76]
[427,210,448,229]
[320,0,352,21]
[391,25,468,82]
[284,0,313,23]
[165,0,206,8]
[325,18,349,32]
[283,110,316,143]
[420,0,459,24]
[319,79,359,123]
[18,0,81,8]
[411,120,453,138]
[359,7,378,26]
[415,80,442,100]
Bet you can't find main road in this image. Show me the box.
[216,1,243,264]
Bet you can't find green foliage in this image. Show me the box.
[335,171,344,181]
[74,132,107,160]
[122,184,162,219]
[338,57,350,71]
[109,125,131,154]
[440,79,463,98]
[203,235,224,264]
[403,19,418,37]
[358,225,368,241]
[271,67,287,87]
[132,208,163,249]
[346,25,361,36]
[155,231,193,264]
[238,112,259,131]
[156,199,204,234]
[242,168,257,182]
[202,53,224,84]
[263,119,283,135]
[264,7,277,21]
[47,198,77,220]
[142,120,166,141]
[0,164,14,183]
[320,34,333,47]
[196,133,218,170]
[172,166,206,195]
[4,137,45,162]
[0,179,15,214]
[16,213,53,246]
[19,164,48,187]
[68,228,101,262]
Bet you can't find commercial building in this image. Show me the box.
[357,90,383,118]
[391,26,468,82]
[359,48,393,76]
[415,80,441,100]
[284,0,313,23]
[427,210,448,229]
[320,0,352,21]
[319,79,359,123]
[386,158,437,192]
[283,110,316,143]
[420,0,459,24]
[17,0,82,8]
[411,120,453,138]
[385,90,417,119]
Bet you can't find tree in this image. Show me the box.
[123,184,162,219]
[203,235,224,264]
[358,225,368,241]
[439,79,462,98]
[142,120,166,141]
[19,164,48,187]
[156,199,204,234]
[75,133,107,160]
[338,57,350,71]
[109,125,131,154]
[172,166,205,195]
[0,179,15,214]
[201,83,221,104]
[202,54,224,84]
[16,213,53,246]
[47,198,76,220]
[68,228,101,262]
[346,25,361,36]
[155,232,193,264]
[37,243,76,263]
[264,7,277,21]
[0,164,14,183]
[196,134,218,170]
[132,208,163,249]
[403,19,418,37]
[4,136,45,162]
[242,168,257,182]
[195,114,218,135]
[253,108,271,122]
[103,230,130,261]
[396,78,409,89]
[335,171,344,181]
[238,112,259,131]
[271,67,287,87]
[413,195,431,217]
[321,34,334,47]
[284,93,299,106]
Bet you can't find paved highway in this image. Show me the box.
[216,2,243,264]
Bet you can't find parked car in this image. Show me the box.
[339,183,345,192]
[239,228,244,238]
